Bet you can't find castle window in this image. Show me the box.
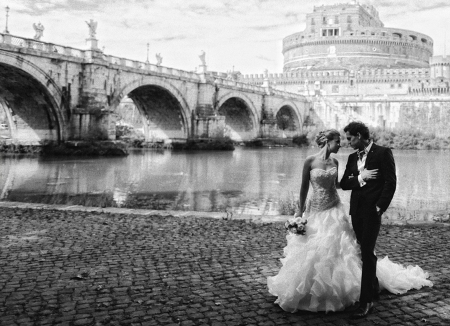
[390,84,395,88]
[323,17,327,24]
[311,18,315,25]
[347,16,352,23]
[322,28,340,37]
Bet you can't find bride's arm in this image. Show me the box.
[334,158,341,189]
[295,157,313,217]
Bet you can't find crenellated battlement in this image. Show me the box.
[242,67,431,82]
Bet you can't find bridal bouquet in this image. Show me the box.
[284,217,308,235]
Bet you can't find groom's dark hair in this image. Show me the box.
[343,121,370,139]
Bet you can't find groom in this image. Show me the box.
[340,121,397,319]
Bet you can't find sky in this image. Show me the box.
[3,0,450,75]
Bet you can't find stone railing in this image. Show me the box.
[1,33,86,58]
[270,88,306,100]
[0,32,200,81]
[212,76,266,92]
[101,54,200,81]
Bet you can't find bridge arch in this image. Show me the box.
[274,101,303,136]
[216,91,260,141]
[0,52,65,143]
[111,77,191,141]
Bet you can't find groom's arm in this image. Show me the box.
[376,147,397,212]
[340,155,361,190]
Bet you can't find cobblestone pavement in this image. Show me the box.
[0,203,449,326]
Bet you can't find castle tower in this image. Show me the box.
[430,55,450,81]
[282,2,433,72]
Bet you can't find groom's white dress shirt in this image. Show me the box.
[357,141,373,187]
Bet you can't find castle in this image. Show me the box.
[240,1,450,137]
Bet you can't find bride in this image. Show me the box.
[267,129,433,313]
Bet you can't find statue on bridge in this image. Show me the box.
[156,53,163,66]
[199,50,206,66]
[33,22,44,40]
[86,19,98,38]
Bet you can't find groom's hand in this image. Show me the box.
[361,168,378,181]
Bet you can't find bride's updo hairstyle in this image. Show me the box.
[315,129,341,148]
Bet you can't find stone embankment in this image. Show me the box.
[0,201,449,325]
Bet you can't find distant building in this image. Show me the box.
[241,1,450,98]
[238,1,450,136]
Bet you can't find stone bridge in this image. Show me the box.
[0,33,310,144]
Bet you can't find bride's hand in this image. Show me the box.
[361,168,378,180]
[294,211,302,218]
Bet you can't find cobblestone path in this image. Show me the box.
[0,206,449,326]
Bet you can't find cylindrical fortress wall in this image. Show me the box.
[283,28,433,72]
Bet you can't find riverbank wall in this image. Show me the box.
[0,201,448,226]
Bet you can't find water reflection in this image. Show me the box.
[1,148,449,215]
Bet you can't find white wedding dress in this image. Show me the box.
[267,167,433,313]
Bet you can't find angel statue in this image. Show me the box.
[86,19,98,38]
[156,53,163,66]
[199,50,206,66]
[33,22,44,40]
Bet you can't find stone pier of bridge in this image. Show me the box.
[0,32,310,145]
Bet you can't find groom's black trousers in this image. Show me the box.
[351,207,381,304]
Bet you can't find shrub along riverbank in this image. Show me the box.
[0,140,129,156]
[294,129,450,150]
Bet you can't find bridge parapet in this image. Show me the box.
[269,89,307,101]
[0,33,201,82]
[213,76,266,93]
[1,33,86,58]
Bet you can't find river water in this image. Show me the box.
[1,147,449,217]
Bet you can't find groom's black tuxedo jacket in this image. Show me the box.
[341,143,397,216]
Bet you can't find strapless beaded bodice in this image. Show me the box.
[306,167,340,212]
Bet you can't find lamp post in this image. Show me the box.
[146,42,149,63]
[4,6,10,34]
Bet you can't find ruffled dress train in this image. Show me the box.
[267,168,433,313]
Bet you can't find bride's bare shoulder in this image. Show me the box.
[304,155,318,166]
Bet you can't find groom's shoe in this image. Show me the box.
[350,302,374,319]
